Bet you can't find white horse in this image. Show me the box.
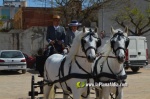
[93,27,129,99]
[44,27,101,99]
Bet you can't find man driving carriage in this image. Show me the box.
[45,15,66,57]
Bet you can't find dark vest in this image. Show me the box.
[46,26,66,54]
[46,26,66,42]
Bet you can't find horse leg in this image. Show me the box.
[63,91,69,99]
[63,94,69,99]
[49,85,55,99]
[102,87,110,99]
[116,87,123,99]
[73,92,81,99]
[95,87,102,99]
[43,84,51,99]
[81,90,90,99]
[95,88,99,99]
[98,89,103,99]
[71,88,83,99]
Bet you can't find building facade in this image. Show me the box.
[13,7,60,29]
[0,6,18,21]
[3,0,27,7]
[0,0,27,28]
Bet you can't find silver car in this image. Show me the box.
[0,50,27,74]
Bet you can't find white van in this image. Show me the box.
[124,36,148,72]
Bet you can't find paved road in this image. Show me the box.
[0,65,150,99]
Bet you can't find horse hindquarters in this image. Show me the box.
[44,54,65,98]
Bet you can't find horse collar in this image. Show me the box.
[75,58,92,75]
[106,58,125,80]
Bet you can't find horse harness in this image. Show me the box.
[44,55,94,99]
[44,31,128,98]
[93,55,127,99]
[57,31,100,98]
[81,31,101,53]
[93,33,128,99]
[44,31,100,98]
[59,56,93,98]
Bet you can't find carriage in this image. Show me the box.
[28,27,129,99]
[28,39,65,99]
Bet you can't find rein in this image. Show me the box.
[96,52,117,58]
[75,55,86,58]
[75,53,117,59]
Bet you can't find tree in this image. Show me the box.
[33,0,128,26]
[114,3,150,36]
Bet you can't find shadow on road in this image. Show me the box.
[27,69,39,74]
[36,97,62,99]
[0,70,22,75]
[126,71,141,75]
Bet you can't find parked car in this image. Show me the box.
[124,36,148,72]
[23,53,36,68]
[0,50,27,74]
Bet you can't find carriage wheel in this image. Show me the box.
[28,75,35,99]
[31,75,35,99]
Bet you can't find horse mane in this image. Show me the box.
[100,39,111,55]
[100,28,124,52]
[66,28,91,61]
[66,30,84,61]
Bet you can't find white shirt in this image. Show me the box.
[54,26,59,30]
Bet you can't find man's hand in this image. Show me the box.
[50,40,55,45]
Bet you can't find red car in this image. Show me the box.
[23,53,36,68]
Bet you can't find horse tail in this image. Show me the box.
[49,84,55,99]
[44,59,49,80]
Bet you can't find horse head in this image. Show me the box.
[80,27,101,62]
[110,26,130,63]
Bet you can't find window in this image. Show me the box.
[0,51,24,58]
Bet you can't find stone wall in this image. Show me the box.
[19,26,48,56]
[0,32,13,50]
[0,26,48,56]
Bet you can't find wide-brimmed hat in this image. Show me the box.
[68,20,82,26]
[53,15,60,19]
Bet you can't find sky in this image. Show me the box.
[0,0,51,7]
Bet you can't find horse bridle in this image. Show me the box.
[110,32,129,56]
[80,31,101,57]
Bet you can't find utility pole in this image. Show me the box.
[101,0,104,31]
[3,0,4,6]
[43,0,46,49]
[51,0,53,8]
